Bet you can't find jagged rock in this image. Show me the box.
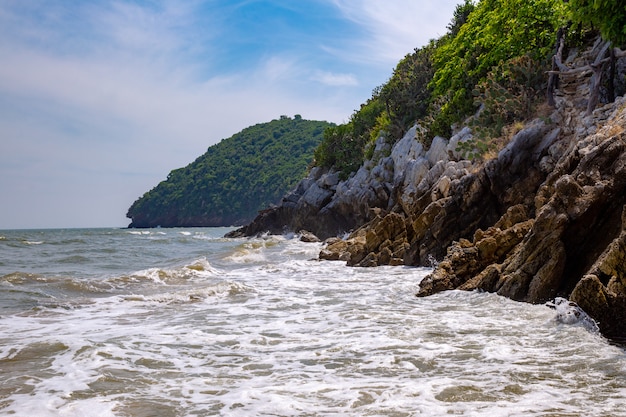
[417,205,534,296]
[418,97,626,339]
[302,182,333,208]
[318,211,410,267]
[390,125,423,183]
[406,154,519,265]
[426,136,449,166]
[447,127,473,160]
[319,235,366,263]
[570,205,626,338]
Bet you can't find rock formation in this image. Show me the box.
[231,46,626,339]
[415,92,626,338]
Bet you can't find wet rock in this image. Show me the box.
[299,230,320,243]
[545,297,600,332]
[570,204,626,338]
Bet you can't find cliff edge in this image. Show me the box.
[230,46,626,339]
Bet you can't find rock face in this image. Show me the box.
[232,52,626,339]
[228,125,475,241]
[417,97,626,339]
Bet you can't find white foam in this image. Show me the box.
[546,296,600,332]
[127,230,150,235]
[1,236,625,416]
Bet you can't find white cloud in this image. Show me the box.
[328,0,459,64]
[258,55,300,82]
[311,71,358,86]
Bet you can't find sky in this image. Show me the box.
[0,0,460,229]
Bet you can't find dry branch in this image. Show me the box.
[547,34,626,114]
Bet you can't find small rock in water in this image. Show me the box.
[546,297,600,333]
[299,230,321,243]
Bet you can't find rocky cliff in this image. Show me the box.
[415,97,626,339]
[230,49,626,340]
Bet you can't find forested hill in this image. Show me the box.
[126,115,333,228]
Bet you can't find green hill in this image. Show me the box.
[127,115,333,228]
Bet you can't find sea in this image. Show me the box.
[1,227,625,417]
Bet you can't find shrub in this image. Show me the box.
[428,0,567,141]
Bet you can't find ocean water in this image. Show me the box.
[1,227,625,417]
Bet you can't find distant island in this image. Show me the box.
[126,115,333,228]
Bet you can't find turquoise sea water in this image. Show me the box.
[1,227,625,416]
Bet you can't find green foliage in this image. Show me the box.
[378,43,436,139]
[127,116,332,227]
[455,137,493,161]
[446,0,476,37]
[473,55,547,137]
[567,0,626,47]
[313,97,389,180]
[428,0,567,138]
[314,123,361,180]
[314,43,435,177]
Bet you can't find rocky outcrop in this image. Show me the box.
[417,97,626,338]
[228,125,474,240]
[231,46,626,339]
[319,210,409,266]
[318,119,561,268]
[225,167,360,239]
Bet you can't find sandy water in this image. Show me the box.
[0,228,625,416]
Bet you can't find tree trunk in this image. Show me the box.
[586,40,611,116]
[547,28,565,108]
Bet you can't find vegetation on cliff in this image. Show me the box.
[127,116,332,228]
[312,0,626,174]
[568,0,626,47]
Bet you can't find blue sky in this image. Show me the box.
[0,0,460,229]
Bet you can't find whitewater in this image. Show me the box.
[0,227,625,416]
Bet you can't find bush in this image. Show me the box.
[428,0,566,140]
[567,0,626,47]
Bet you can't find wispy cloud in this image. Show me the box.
[327,0,459,63]
[312,71,358,87]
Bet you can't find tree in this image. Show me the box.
[567,0,626,47]
[378,43,436,139]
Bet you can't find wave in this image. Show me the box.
[120,280,253,304]
[222,235,287,264]
[106,257,220,287]
[0,257,226,312]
